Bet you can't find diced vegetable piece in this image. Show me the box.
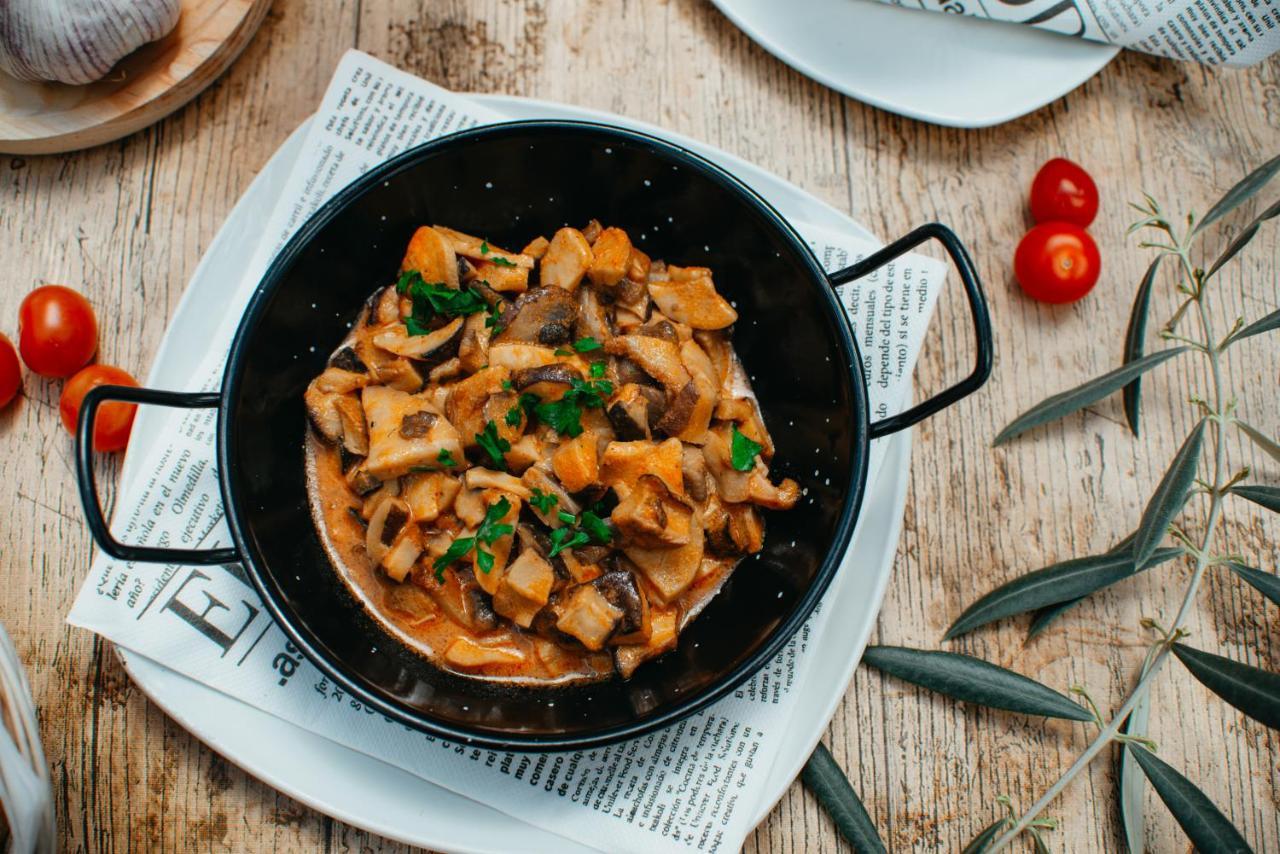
[401,226,459,287]
[551,433,599,493]
[486,343,558,372]
[540,228,593,292]
[462,468,531,499]
[444,637,526,669]
[555,583,624,650]
[473,260,529,293]
[492,550,555,628]
[521,235,550,259]
[433,226,534,268]
[647,274,737,330]
[382,527,423,582]
[587,227,632,287]
[444,366,510,448]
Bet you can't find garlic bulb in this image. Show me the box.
[0,0,182,85]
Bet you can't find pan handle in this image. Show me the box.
[829,223,994,440]
[76,386,240,565]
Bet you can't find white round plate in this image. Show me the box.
[114,95,911,852]
[711,0,1119,128]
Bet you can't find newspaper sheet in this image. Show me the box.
[878,0,1279,66]
[68,50,942,853]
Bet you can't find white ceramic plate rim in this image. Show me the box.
[709,0,1119,127]
[111,94,909,852]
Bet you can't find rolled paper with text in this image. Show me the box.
[871,0,1280,66]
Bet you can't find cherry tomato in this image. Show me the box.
[1014,222,1101,304]
[0,334,20,408]
[17,285,98,378]
[59,365,138,452]
[1029,158,1099,227]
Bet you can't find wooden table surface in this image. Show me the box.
[1,2,1276,850]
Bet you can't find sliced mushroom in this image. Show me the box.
[312,365,369,394]
[363,386,465,479]
[491,549,556,628]
[714,396,774,459]
[581,219,604,243]
[333,394,369,456]
[444,636,525,669]
[575,285,613,345]
[633,319,678,343]
[457,312,491,374]
[681,444,711,502]
[587,227,632,287]
[304,383,344,444]
[428,357,463,384]
[624,518,704,604]
[355,336,425,392]
[496,286,580,345]
[594,567,650,644]
[613,608,677,678]
[373,285,403,325]
[344,461,382,497]
[365,497,411,569]
[444,366,510,449]
[473,259,529,293]
[521,235,550,260]
[658,339,716,442]
[462,467,531,499]
[540,228,593,292]
[372,316,465,361]
[610,474,693,548]
[647,270,738,330]
[627,247,651,283]
[513,363,582,402]
[401,226,459,288]
[432,226,533,269]
[746,474,801,510]
[554,582,623,651]
[402,471,461,523]
[599,438,685,496]
[505,433,544,474]
[606,383,664,441]
[328,346,367,374]
[614,278,650,326]
[486,342,559,372]
[727,503,765,553]
[521,464,580,526]
[604,334,691,395]
[551,433,599,493]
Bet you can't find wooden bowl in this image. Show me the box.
[0,0,271,156]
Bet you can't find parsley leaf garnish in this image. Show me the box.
[529,488,558,514]
[573,336,601,352]
[436,448,457,467]
[484,300,504,334]
[475,420,511,469]
[519,378,614,438]
[504,405,523,427]
[730,425,764,472]
[480,241,490,255]
[396,270,489,336]
[432,497,514,580]
[501,379,513,391]
[548,527,591,558]
[589,361,607,379]
[554,348,573,357]
[479,240,518,268]
[533,398,583,437]
[546,508,613,557]
[490,256,517,268]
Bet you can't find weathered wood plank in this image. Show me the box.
[0,0,1274,850]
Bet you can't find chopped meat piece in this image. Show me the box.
[551,433,599,493]
[492,550,556,628]
[363,386,465,478]
[555,583,623,651]
[540,228,593,292]
[587,227,632,287]
[401,226,459,287]
[611,474,693,548]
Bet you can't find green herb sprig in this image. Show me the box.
[807,156,1280,854]
[432,497,515,581]
[520,377,615,438]
[475,420,511,469]
[396,270,489,336]
[547,509,613,558]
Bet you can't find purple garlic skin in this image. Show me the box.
[0,0,183,85]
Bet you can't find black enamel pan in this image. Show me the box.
[75,121,992,751]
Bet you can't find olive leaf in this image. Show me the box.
[1193,153,1280,234]
[1230,484,1280,514]
[801,743,886,854]
[1172,643,1280,730]
[946,547,1183,639]
[1026,532,1139,639]
[862,646,1091,721]
[1126,745,1254,853]
[1205,198,1280,280]
[1132,419,1207,567]
[961,819,1008,854]
[1225,562,1280,608]
[1236,421,1280,466]
[1119,689,1153,854]
[993,348,1188,446]
[1225,307,1280,347]
[1122,256,1163,436]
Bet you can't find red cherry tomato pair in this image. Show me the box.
[1015,158,1102,304]
[2,285,138,452]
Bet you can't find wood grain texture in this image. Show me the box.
[0,0,1276,850]
[0,0,272,155]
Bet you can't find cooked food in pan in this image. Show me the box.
[304,220,800,685]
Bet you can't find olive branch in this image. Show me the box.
[801,155,1280,853]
